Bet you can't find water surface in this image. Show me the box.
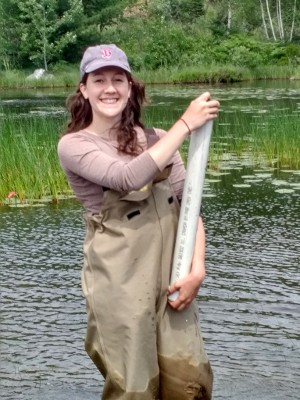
[0,81,299,399]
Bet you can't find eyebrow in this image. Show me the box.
[92,71,125,77]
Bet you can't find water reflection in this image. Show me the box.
[1,164,299,399]
[0,82,299,399]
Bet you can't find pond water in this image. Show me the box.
[0,81,299,400]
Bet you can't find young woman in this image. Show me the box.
[58,44,219,400]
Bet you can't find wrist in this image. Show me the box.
[178,118,191,135]
[190,264,206,282]
[173,118,190,137]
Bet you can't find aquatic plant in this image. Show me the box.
[0,102,299,205]
[1,64,300,89]
[0,115,70,203]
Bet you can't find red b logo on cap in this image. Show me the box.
[102,49,112,58]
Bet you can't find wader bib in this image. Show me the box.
[82,131,213,400]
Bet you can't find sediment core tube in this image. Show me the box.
[168,121,213,301]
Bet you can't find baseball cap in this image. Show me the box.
[80,44,131,78]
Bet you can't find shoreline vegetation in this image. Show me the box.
[1,110,299,206]
[1,64,300,89]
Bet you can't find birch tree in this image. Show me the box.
[259,0,269,39]
[15,0,83,70]
[276,0,284,39]
[290,0,297,41]
[227,0,231,34]
[265,0,277,40]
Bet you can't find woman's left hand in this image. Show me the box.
[167,270,205,311]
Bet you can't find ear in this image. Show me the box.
[128,81,132,99]
[80,82,88,99]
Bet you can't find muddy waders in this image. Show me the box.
[82,171,213,400]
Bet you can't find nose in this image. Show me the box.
[104,81,117,93]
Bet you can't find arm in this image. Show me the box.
[58,92,219,192]
[153,128,186,201]
[148,92,219,171]
[168,217,206,311]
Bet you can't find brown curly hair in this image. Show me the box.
[62,72,148,155]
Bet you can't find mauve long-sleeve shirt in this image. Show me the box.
[57,127,186,214]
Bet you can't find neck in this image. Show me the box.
[86,115,120,140]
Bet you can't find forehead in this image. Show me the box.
[91,66,126,76]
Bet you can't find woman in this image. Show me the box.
[58,44,219,400]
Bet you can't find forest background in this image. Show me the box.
[0,0,300,84]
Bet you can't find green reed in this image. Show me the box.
[0,106,299,204]
[1,64,300,89]
[145,106,300,170]
[0,115,70,203]
[207,109,300,170]
[0,69,79,89]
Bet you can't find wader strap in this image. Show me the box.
[144,127,160,149]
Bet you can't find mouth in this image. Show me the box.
[100,98,118,104]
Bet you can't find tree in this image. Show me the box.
[227,0,231,34]
[82,0,133,31]
[290,0,297,41]
[259,0,269,39]
[15,0,84,70]
[265,0,277,41]
[0,0,22,69]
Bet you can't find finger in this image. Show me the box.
[207,100,220,108]
[208,107,220,114]
[177,302,189,312]
[168,295,185,309]
[198,92,211,102]
[168,284,177,295]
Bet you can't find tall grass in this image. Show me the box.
[1,64,300,89]
[172,64,300,84]
[207,110,300,170]
[0,69,79,89]
[0,115,70,203]
[0,108,299,205]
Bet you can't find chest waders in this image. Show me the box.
[81,132,213,400]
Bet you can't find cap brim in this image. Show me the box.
[81,60,131,77]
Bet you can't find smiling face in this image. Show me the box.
[80,66,132,125]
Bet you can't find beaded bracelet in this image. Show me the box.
[179,118,191,135]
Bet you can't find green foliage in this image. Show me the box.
[149,0,204,23]
[12,0,84,70]
[172,65,245,83]
[1,0,300,73]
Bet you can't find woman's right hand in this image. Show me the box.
[180,92,220,133]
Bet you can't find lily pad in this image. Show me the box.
[255,173,273,178]
[253,168,277,172]
[207,171,231,176]
[233,184,251,188]
[275,189,295,194]
[271,180,290,186]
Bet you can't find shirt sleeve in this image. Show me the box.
[153,128,186,201]
[58,133,161,192]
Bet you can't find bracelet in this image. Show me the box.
[179,118,191,135]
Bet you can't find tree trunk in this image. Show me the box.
[290,0,297,41]
[227,0,231,35]
[265,0,277,41]
[42,1,48,71]
[277,0,284,39]
[259,0,269,40]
